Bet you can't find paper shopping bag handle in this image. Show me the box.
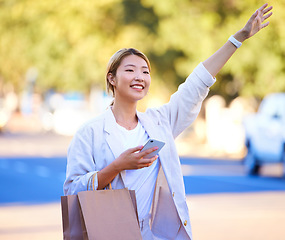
[90,172,112,191]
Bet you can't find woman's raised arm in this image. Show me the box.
[203,3,273,77]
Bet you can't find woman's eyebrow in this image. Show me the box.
[124,64,148,69]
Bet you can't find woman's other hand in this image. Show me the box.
[114,145,159,171]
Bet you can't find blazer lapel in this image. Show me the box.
[137,111,162,141]
[137,111,173,191]
[138,111,175,219]
[104,108,127,184]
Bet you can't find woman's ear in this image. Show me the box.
[107,73,116,86]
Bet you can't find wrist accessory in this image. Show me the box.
[228,35,242,48]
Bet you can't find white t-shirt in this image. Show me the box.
[115,121,160,220]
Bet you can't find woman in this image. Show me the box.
[64,4,272,239]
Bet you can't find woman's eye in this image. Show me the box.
[144,71,150,74]
[126,69,134,72]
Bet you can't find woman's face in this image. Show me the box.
[109,55,151,103]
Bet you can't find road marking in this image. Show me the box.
[181,164,245,176]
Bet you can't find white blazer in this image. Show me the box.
[64,63,215,239]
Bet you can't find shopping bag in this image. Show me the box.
[78,186,142,240]
[61,194,84,240]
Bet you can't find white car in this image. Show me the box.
[243,93,285,176]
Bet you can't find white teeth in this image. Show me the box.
[132,85,143,89]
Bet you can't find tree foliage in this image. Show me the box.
[0,0,284,101]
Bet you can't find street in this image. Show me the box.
[0,156,285,204]
[0,136,285,240]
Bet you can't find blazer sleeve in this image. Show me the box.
[63,124,98,195]
[153,62,216,138]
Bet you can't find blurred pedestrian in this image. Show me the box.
[64,4,272,239]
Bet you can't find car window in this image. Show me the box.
[259,94,285,119]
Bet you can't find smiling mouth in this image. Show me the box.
[131,85,144,90]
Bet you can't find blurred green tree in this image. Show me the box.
[0,0,284,102]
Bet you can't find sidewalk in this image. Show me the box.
[189,192,285,240]
[0,130,242,159]
[0,192,284,240]
[0,132,72,157]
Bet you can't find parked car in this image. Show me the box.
[243,93,285,176]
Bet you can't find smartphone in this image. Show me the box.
[140,139,165,159]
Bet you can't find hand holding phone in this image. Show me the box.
[140,139,165,159]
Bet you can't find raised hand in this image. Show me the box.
[203,3,273,77]
[239,3,273,41]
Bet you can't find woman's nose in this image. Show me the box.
[135,74,144,81]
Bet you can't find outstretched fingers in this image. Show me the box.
[260,4,273,21]
[260,6,273,29]
[263,6,273,14]
[258,3,269,12]
[261,19,270,29]
[262,11,273,22]
[253,4,273,32]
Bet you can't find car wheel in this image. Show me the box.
[244,143,260,175]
